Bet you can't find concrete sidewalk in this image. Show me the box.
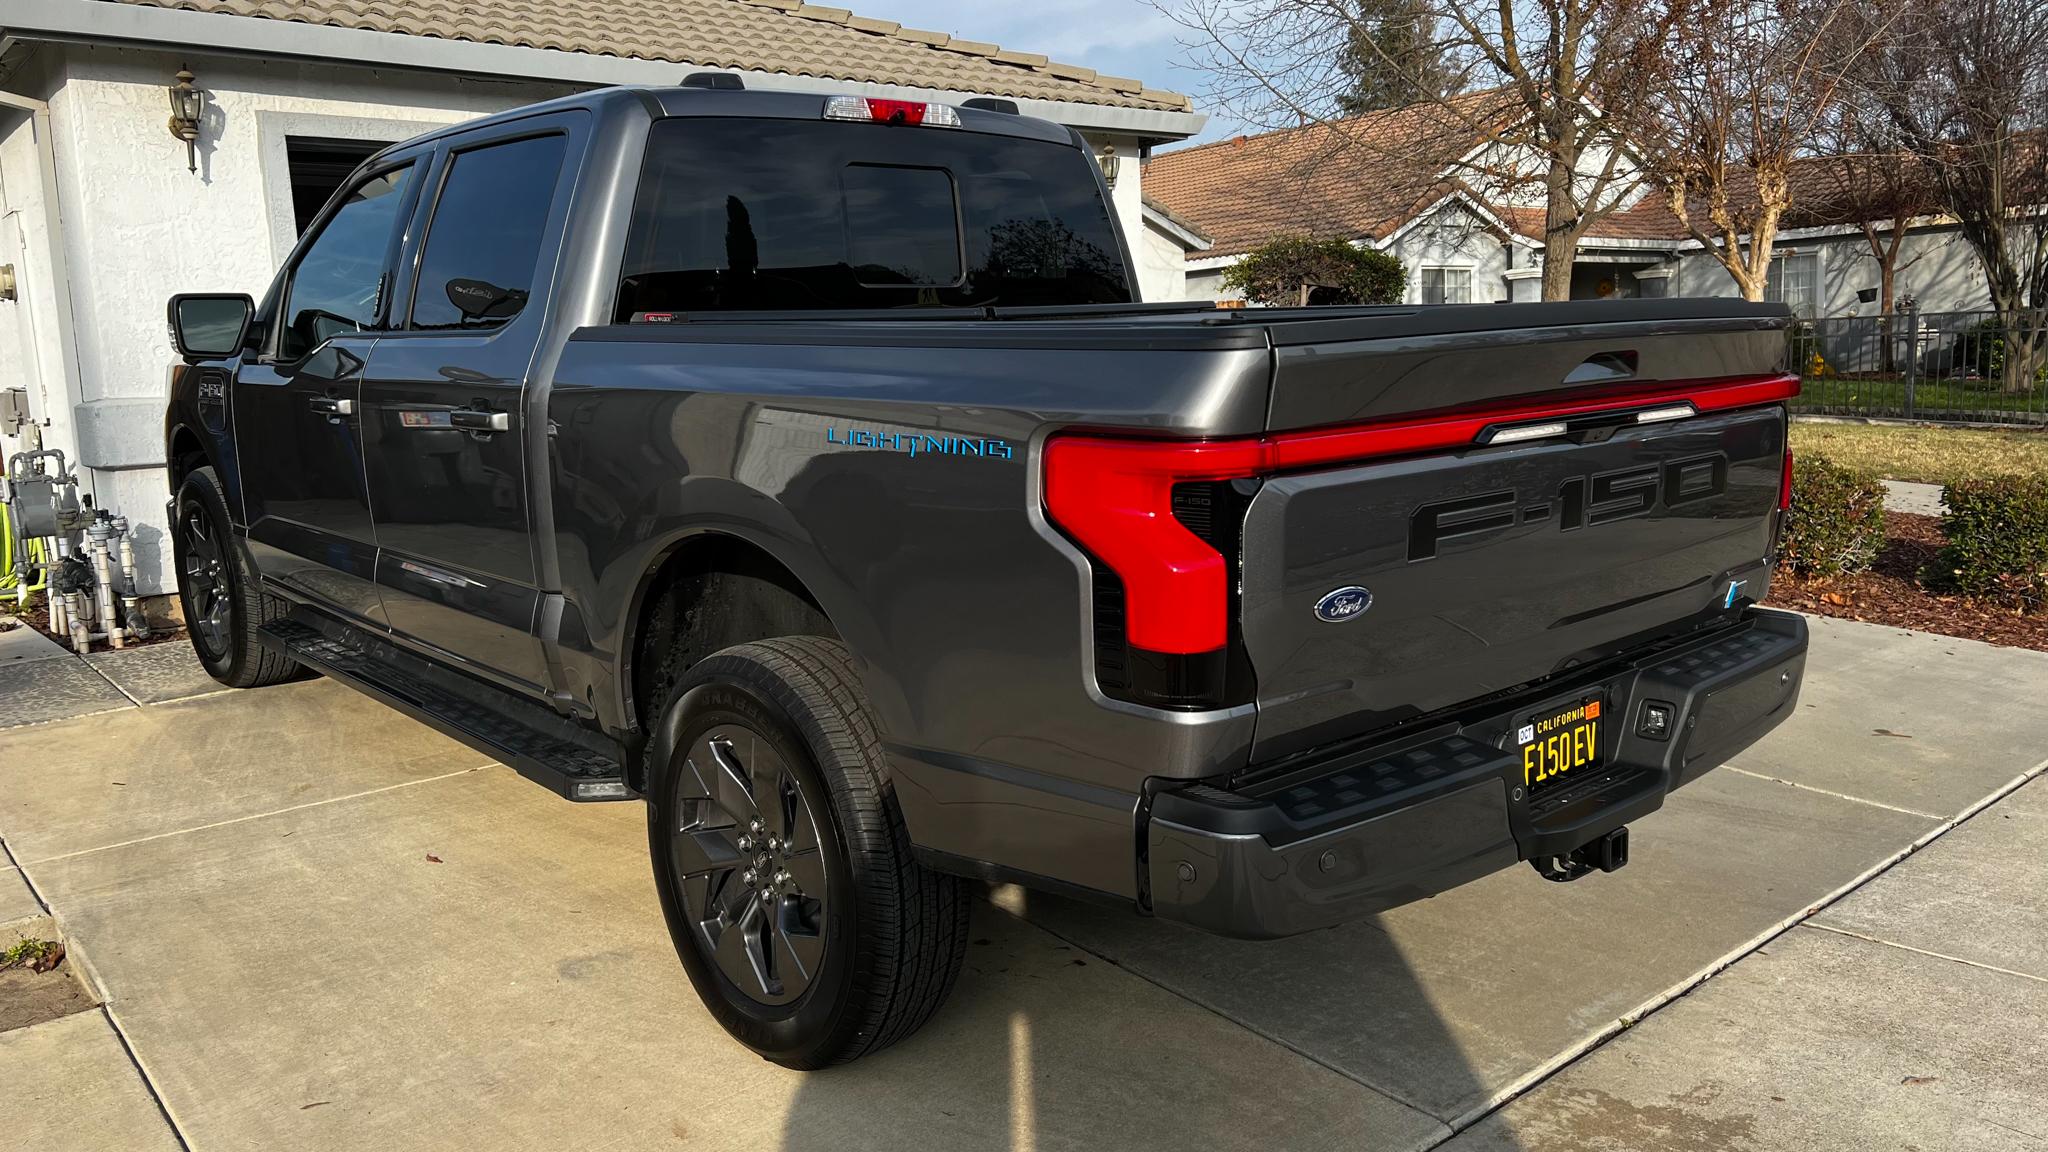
[2,615,2045,1151]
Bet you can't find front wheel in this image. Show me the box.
[171,466,303,689]
[646,636,969,1068]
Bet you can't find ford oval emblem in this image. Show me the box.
[1314,586,1373,623]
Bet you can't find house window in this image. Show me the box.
[284,137,393,236]
[1766,253,1820,316]
[1421,266,1472,305]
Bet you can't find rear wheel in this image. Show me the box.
[172,466,302,689]
[646,636,969,1068]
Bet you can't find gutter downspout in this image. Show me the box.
[0,84,85,432]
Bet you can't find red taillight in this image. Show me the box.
[1780,444,1794,510]
[1044,438,1263,654]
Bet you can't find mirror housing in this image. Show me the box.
[167,293,254,361]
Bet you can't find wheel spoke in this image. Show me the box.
[703,734,760,823]
[775,905,823,987]
[710,894,771,997]
[670,824,741,879]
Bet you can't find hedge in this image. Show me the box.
[1779,455,1887,579]
[1925,476,2048,610]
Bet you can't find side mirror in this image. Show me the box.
[167,293,254,360]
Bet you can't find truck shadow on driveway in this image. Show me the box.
[777,888,1507,1152]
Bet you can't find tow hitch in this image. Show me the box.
[1531,826,1629,883]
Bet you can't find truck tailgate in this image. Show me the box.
[1236,308,1796,763]
[1240,402,1786,760]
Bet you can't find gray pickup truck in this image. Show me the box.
[163,82,1808,1068]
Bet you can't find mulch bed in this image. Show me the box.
[1768,512,2048,652]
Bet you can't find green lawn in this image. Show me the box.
[1791,421,2048,484]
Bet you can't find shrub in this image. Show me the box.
[1779,455,1887,579]
[1222,236,1405,306]
[1925,476,2048,610]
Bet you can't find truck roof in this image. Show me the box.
[372,82,1077,165]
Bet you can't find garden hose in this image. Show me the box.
[1,500,47,595]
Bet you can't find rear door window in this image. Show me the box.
[616,117,1129,315]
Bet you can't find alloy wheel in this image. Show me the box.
[668,726,829,1007]
[179,501,232,660]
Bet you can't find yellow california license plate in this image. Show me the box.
[1520,698,1603,794]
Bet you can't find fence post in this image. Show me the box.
[1902,304,1919,420]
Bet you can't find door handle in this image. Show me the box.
[449,409,510,433]
[308,397,355,416]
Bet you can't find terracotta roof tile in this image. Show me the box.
[1144,92,1508,259]
[100,0,1193,111]
[1152,99,1939,259]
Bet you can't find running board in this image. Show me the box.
[256,615,634,802]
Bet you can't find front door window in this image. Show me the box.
[279,164,415,360]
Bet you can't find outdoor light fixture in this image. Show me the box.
[1096,142,1120,189]
[166,67,204,173]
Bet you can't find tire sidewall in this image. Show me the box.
[172,467,250,684]
[647,670,862,1064]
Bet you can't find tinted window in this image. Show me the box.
[280,164,414,359]
[616,118,1129,316]
[411,134,568,330]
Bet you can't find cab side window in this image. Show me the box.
[409,134,568,330]
[279,163,416,360]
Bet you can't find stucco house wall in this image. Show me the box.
[1668,224,1995,318]
[0,45,571,591]
[1383,210,1515,305]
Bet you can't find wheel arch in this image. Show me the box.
[618,528,855,786]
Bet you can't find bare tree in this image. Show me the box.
[1858,0,2048,392]
[1164,0,1671,300]
[1814,101,1937,325]
[1628,0,1872,302]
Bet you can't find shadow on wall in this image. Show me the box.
[777,886,1520,1152]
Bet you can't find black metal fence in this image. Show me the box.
[1791,309,2048,425]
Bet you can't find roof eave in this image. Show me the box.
[2,0,1207,139]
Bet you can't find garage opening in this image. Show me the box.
[285,137,393,235]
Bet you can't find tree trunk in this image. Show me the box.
[1540,238,1575,301]
[1540,150,1578,302]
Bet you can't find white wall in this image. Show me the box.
[1078,131,1156,299]
[1384,206,1514,304]
[3,44,571,592]
[1672,224,1994,317]
[1137,218,1192,301]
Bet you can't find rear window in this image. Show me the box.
[615,117,1130,317]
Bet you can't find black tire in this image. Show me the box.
[172,466,303,689]
[646,636,970,1068]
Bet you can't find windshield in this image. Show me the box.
[615,117,1131,316]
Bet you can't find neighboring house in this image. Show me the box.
[1137,196,1213,299]
[1147,100,1995,319]
[0,0,1204,597]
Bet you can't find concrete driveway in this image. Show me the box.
[2,616,2045,1152]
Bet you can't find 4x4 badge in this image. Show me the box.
[1314,586,1373,623]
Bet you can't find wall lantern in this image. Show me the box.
[1095,142,1120,189]
[166,68,205,173]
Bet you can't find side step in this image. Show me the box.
[257,615,634,802]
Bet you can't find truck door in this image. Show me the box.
[359,117,581,691]
[235,156,423,620]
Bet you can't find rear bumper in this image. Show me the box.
[1145,608,1808,939]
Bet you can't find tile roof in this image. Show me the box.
[1143,92,1514,259]
[1152,99,1943,260]
[102,0,1193,111]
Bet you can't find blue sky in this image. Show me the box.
[841,0,1235,148]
